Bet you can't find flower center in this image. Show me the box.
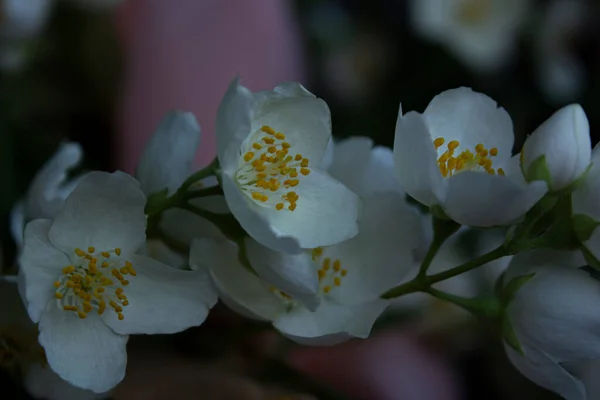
[236,125,311,212]
[457,0,492,24]
[53,247,135,321]
[312,248,348,294]
[433,137,504,177]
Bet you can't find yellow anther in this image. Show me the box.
[275,132,286,140]
[276,203,284,210]
[261,125,276,135]
[282,142,291,149]
[300,168,310,176]
[63,305,77,311]
[487,168,495,175]
[433,137,445,149]
[75,248,85,257]
[318,269,327,279]
[448,140,460,150]
[447,157,457,171]
[323,258,331,270]
[263,137,275,144]
[122,280,130,286]
[294,154,303,161]
[341,269,348,276]
[77,311,87,319]
[323,286,331,293]
[439,163,448,177]
[243,152,255,162]
[102,262,110,268]
[87,247,95,253]
[252,192,268,202]
[475,143,485,153]
[257,172,267,179]
[55,292,64,299]
[267,146,277,154]
[489,148,498,156]
[109,300,117,308]
[118,313,124,320]
[438,152,451,163]
[333,260,341,272]
[83,302,93,313]
[53,281,61,288]
[120,267,129,275]
[334,277,341,286]
[301,158,309,167]
[122,300,129,306]
[84,254,92,260]
[97,287,105,293]
[289,203,297,211]
[252,143,262,150]
[498,168,505,176]
[289,170,298,178]
[286,179,299,187]
[115,248,121,256]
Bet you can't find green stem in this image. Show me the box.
[184,185,224,200]
[418,216,459,278]
[177,157,219,193]
[426,287,500,317]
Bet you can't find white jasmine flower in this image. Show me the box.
[216,78,360,254]
[521,104,591,191]
[536,0,587,104]
[409,0,531,73]
[572,144,600,260]
[393,87,548,226]
[193,188,423,345]
[19,171,217,392]
[502,250,595,400]
[11,141,83,248]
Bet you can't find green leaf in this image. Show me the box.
[501,273,535,305]
[502,316,525,356]
[526,155,552,187]
[580,245,600,271]
[572,214,600,242]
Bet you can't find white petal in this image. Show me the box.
[506,344,586,400]
[25,363,107,400]
[250,82,331,163]
[140,239,187,269]
[393,110,445,206]
[503,249,585,283]
[48,171,147,256]
[26,141,82,220]
[522,104,590,190]
[221,173,301,254]
[20,219,70,322]
[190,238,286,321]
[216,77,255,173]
[273,299,389,345]
[572,143,600,221]
[101,255,217,335]
[327,137,373,193]
[423,87,514,160]
[136,111,201,196]
[509,265,600,361]
[444,171,548,226]
[319,136,335,170]
[324,193,422,304]
[264,169,360,249]
[160,202,226,245]
[38,305,128,393]
[362,145,404,196]
[245,238,320,311]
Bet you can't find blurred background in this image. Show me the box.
[1,0,598,398]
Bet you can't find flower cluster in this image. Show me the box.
[3,77,599,400]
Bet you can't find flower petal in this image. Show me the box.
[216,77,255,173]
[250,82,331,163]
[362,145,404,196]
[264,169,360,249]
[160,202,226,245]
[101,255,217,335]
[25,363,106,400]
[393,110,445,206]
[140,239,187,269]
[222,173,302,254]
[136,111,201,196]
[245,238,320,311]
[273,299,389,345]
[505,344,586,400]
[444,171,548,226]
[423,87,514,159]
[190,238,286,321]
[26,141,83,221]
[327,137,373,193]
[38,305,128,393]
[572,143,600,221]
[48,171,147,256]
[20,219,71,322]
[324,193,422,304]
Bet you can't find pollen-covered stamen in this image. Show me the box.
[236,125,311,212]
[433,137,505,177]
[312,247,348,295]
[53,247,135,320]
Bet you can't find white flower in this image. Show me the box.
[393,87,548,227]
[536,0,587,104]
[409,0,531,73]
[502,250,595,400]
[19,171,217,392]
[216,78,361,254]
[192,185,423,345]
[135,111,226,266]
[0,279,103,400]
[521,104,591,191]
[11,141,83,248]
